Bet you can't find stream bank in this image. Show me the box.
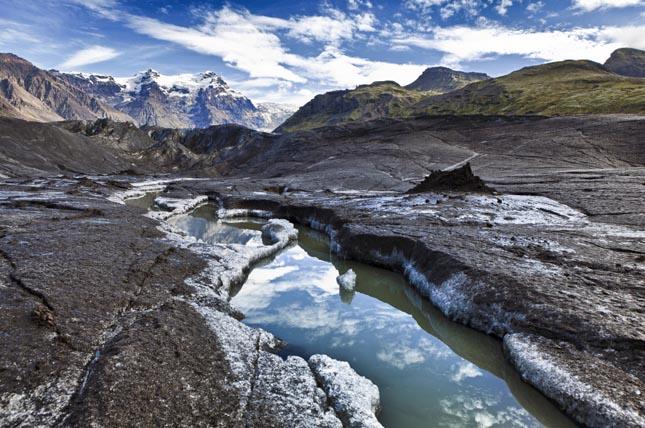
[169,203,576,427]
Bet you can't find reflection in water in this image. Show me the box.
[166,204,264,247]
[126,197,575,428]
[232,226,575,428]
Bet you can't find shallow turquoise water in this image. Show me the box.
[133,200,576,428]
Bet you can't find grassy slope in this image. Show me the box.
[279,59,645,133]
[412,60,645,116]
[277,82,426,133]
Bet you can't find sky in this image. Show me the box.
[1,0,645,105]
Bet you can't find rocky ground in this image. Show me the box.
[0,113,644,427]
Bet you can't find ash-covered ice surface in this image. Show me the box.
[505,333,645,428]
[184,148,643,427]
[1,114,644,427]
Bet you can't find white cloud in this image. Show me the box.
[245,6,379,46]
[65,0,121,21]
[526,1,545,12]
[66,0,117,8]
[125,11,305,83]
[58,45,120,70]
[571,0,645,11]
[496,0,514,15]
[392,24,629,67]
[450,361,483,383]
[0,19,41,46]
[404,0,486,19]
[348,0,373,11]
[119,6,427,104]
[283,10,378,45]
[122,6,387,87]
[597,25,645,50]
[286,46,426,88]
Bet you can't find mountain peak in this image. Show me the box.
[133,69,162,83]
[509,60,608,79]
[405,67,490,93]
[117,70,234,97]
[0,53,33,65]
[199,70,221,80]
[604,47,645,78]
[0,53,38,76]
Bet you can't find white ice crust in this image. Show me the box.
[336,269,357,292]
[309,354,383,428]
[504,333,645,428]
[148,195,209,221]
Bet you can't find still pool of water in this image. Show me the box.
[132,200,576,428]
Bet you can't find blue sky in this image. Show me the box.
[1,0,645,105]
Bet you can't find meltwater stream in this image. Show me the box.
[141,200,576,428]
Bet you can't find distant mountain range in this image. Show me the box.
[409,58,645,117]
[0,53,296,131]
[278,48,645,133]
[276,81,428,133]
[3,48,645,135]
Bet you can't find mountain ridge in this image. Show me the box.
[4,48,645,135]
[0,53,132,123]
[405,67,490,93]
[53,68,295,131]
[0,53,295,131]
[411,59,645,116]
[277,67,490,132]
[276,80,426,132]
[278,49,645,132]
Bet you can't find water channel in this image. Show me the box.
[129,198,576,428]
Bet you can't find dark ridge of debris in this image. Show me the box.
[406,163,495,194]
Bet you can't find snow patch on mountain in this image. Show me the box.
[58,69,297,131]
[114,70,246,100]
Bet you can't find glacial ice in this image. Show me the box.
[336,269,357,292]
[309,354,383,428]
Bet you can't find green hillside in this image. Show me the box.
[278,52,645,134]
[412,60,645,116]
[276,81,425,133]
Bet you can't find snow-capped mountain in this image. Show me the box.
[53,69,296,131]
